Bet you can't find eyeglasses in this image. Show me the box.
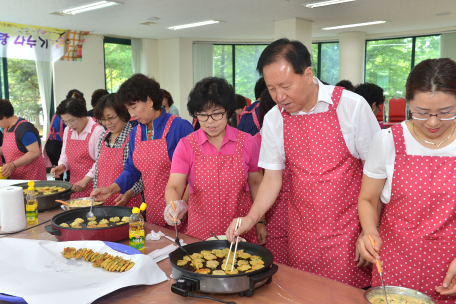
[99,115,118,124]
[410,112,456,121]
[195,111,226,122]
[62,118,77,125]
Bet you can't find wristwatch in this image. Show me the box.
[257,220,266,225]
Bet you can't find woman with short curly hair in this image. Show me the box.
[51,98,105,198]
[91,74,194,227]
[163,77,264,243]
[0,99,47,180]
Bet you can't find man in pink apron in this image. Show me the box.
[226,39,380,288]
[0,99,46,180]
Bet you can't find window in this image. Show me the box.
[213,44,267,100]
[365,35,440,98]
[0,57,44,135]
[311,42,339,85]
[104,37,133,93]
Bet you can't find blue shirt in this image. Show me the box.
[237,100,262,136]
[7,118,40,152]
[115,110,194,193]
[47,114,67,141]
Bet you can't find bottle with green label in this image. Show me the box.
[25,181,38,225]
[129,202,147,253]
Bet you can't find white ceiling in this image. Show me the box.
[1,0,455,41]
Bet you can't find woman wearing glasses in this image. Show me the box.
[91,74,193,227]
[357,58,456,304]
[83,94,143,207]
[51,98,104,198]
[164,77,264,242]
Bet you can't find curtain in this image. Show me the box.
[35,60,53,143]
[440,33,456,61]
[193,43,214,85]
[131,38,142,74]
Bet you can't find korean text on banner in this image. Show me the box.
[0,21,66,62]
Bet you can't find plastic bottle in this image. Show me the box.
[25,181,38,225]
[129,202,147,253]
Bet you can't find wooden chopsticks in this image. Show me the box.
[224,218,242,272]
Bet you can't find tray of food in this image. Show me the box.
[59,197,104,210]
[365,286,437,304]
[11,181,74,211]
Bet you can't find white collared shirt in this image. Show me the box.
[258,77,381,170]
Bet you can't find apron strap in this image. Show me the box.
[390,123,406,155]
[187,133,203,157]
[192,117,198,129]
[240,103,261,131]
[234,131,246,156]
[7,119,27,139]
[162,115,177,138]
[329,86,344,111]
[49,114,57,140]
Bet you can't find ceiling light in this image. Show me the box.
[323,21,386,30]
[61,1,122,15]
[304,0,356,8]
[168,20,220,30]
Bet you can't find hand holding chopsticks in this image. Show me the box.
[224,218,242,272]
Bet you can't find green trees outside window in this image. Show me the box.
[311,42,340,85]
[213,45,267,101]
[104,37,133,93]
[0,58,43,135]
[365,35,440,99]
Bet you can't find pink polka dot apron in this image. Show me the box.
[66,123,98,199]
[240,102,261,131]
[281,86,371,288]
[132,115,176,227]
[97,131,142,208]
[255,132,290,265]
[3,119,46,180]
[374,125,456,304]
[44,114,64,168]
[186,130,258,242]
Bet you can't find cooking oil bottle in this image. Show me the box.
[25,181,38,225]
[129,202,147,253]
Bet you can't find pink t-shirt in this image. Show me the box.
[171,125,260,193]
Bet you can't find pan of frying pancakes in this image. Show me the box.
[169,240,278,296]
[45,206,133,242]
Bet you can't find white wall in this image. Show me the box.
[53,35,105,110]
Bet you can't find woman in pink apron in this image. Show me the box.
[227,39,380,288]
[358,59,456,303]
[0,99,46,180]
[51,98,104,199]
[91,74,193,227]
[164,77,264,243]
[87,94,142,207]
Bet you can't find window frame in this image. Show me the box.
[213,43,268,93]
[363,34,441,83]
[311,41,339,84]
[103,37,132,92]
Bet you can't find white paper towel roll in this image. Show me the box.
[0,186,27,232]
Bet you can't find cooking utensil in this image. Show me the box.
[364,286,437,304]
[11,181,74,211]
[55,199,71,206]
[231,218,242,271]
[52,165,56,181]
[169,240,278,296]
[209,232,220,240]
[224,218,240,272]
[86,197,95,220]
[170,200,178,239]
[45,206,133,242]
[368,235,389,304]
